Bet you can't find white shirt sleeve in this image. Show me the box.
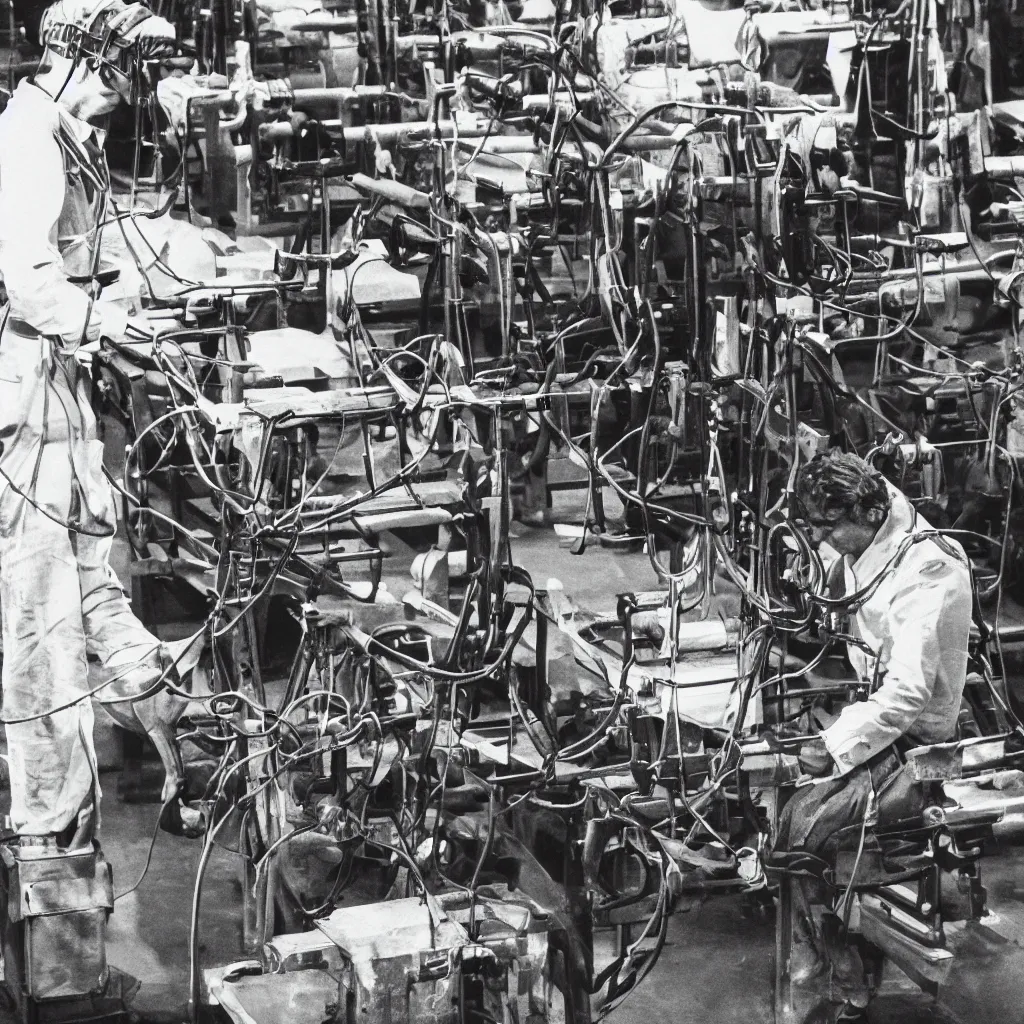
[820,563,962,774]
[0,123,98,343]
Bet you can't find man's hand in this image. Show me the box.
[798,738,835,778]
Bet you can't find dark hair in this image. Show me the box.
[794,449,891,524]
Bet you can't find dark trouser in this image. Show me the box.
[776,749,926,1011]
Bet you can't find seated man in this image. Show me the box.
[777,449,973,1022]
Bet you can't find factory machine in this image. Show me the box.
[4,0,1024,1019]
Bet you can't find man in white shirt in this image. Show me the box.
[0,0,176,850]
[776,449,973,1022]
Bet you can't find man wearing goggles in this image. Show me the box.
[41,0,173,106]
[776,449,973,1022]
[0,0,189,1010]
[0,5,186,1012]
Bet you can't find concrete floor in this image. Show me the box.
[100,779,785,1023]
[9,506,1024,1023]
[95,771,973,1024]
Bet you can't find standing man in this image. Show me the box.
[0,0,179,850]
[0,0,196,1008]
[776,449,974,1023]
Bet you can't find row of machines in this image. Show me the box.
[5,0,1024,1019]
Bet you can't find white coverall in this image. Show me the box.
[820,482,973,774]
[0,79,166,837]
[776,483,974,1011]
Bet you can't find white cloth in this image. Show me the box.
[0,80,103,344]
[0,80,166,837]
[821,485,973,775]
[0,498,167,836]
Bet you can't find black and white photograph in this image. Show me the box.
[0,0,1018,1019]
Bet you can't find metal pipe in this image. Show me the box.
[292,85,388,103]
[457,137,539,154]
[259,118,497,142]
[985,156,1024,180]
[291,14,359,31]
[521,90,593,110]
[349,172,432,210]
[619,131,693,152]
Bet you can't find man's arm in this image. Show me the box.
[820,559,971,775]
[0,127,101,346]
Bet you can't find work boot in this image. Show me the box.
[790,938,826,987]
[835,1004,869,1024]
[821,916,870,1009]
[801,1003,868,1024]
[791,902,826,987]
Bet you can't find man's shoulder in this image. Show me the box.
[896,531,971,589]
[0,83,60,143]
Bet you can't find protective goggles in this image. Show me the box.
[44,3,175,105]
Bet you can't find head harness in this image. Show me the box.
[40,0,175,105]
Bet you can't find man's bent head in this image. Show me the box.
[793,449,891,558]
